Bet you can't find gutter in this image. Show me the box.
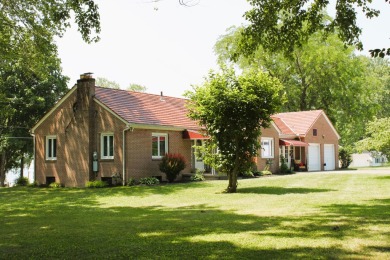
[30,132,36,183]
[122,125,132,186]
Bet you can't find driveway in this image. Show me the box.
[317,167,390,174]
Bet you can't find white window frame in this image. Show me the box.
[152,133,168,159]
[261,137,274,158]
[101,133,114,159]
[46,135,57,160]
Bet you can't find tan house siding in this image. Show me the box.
[302,114,339,170]
[126,129,192,180]
[95,102,127,179]
[34,88,92,187]
[256,123,280,173]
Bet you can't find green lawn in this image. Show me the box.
[1,171,389,259]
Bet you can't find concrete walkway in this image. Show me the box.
[313,167,390,174]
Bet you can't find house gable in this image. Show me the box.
[272,110,340,139]
[31,86,77,134]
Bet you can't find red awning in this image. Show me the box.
[279,139,308,147]
[182,130,209,140]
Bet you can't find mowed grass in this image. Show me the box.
[1,171,389,259]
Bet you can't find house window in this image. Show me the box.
[101,133,114,159]
[152,133,168,159]
[46,136,57,160]
[313,129,318,136]
[261,137,274,158]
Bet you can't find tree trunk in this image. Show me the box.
[226,147,241,193]
[226,171,238,193]
[0,152,6,187]
[20,156,24,178]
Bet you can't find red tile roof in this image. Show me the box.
[271,110,323,136]
[95,87,200,129]
[95,88,335,138]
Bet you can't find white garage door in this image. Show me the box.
[324,144,335,171]
[308,143,321,171]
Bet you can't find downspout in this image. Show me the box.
[122,125,132,186]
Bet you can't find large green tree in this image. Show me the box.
[185,68,284,193]
[215,27,386,147]
[240,0,389,58]
[0,32,68,186]
[356,117,390,158]
[0,0,101,47]
[0,0,102,185]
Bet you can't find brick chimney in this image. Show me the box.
[77,73,97,181]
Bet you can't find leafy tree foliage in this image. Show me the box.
[356,117,390,158]
[368,58,390,119]
[0,0,100,46]
[185,68,284,193]
[240,0,389,58]
[127,83,147,92]
[0,0,102,186]
[215,27,387,147]
[0,25,68,186]
[95,77,120,89]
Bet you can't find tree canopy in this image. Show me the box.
[356,117,390,158]
[127,83,147,92]
[0,30,68,186]
[185,68,284,193]
[215,26,388,147]
[95,77,120,89]
[239,0,389,58]
[0,0,101,47]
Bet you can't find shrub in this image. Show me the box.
[191,169,205,182]
[279,155,290,174]
[339,147,352,168]
[252,171,262,177]
[159,153,186,183]
[49,182,62,188]
[260,170,272,176]
[241,171,255,178]
[111,173,122,186]
[28,181,39,187]
[127,178,138,186]
[139,177,160,186]
[86,180,108,188]
[15,177,29,186]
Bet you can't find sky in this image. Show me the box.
[57,0,390,98]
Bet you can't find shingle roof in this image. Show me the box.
[271,110,323,136]
[94,87,200,129]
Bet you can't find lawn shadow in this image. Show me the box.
[376,175,390,180]
[321,198,390,225]
[238,186,334,195]
[1,188,388,259]
[0,201,361,259]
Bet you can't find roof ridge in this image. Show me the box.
[95,86,187,101]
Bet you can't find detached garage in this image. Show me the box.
[272,110,340,172]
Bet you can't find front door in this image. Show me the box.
[280,146,292,168]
